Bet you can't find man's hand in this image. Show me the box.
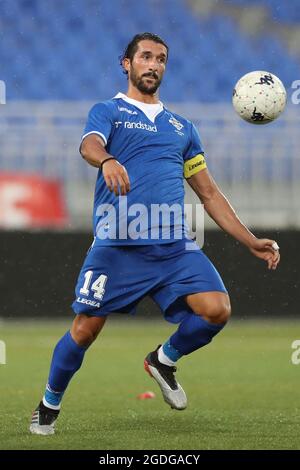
[102,159,130,196]
[249,238,280,270]
[80,134,130,196]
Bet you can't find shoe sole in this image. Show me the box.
[144,359,187,410]
[29,424,55,435]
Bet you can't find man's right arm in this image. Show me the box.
[80,133,111,168]
[80,134,130,195]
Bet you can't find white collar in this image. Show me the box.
[114,92,163,123]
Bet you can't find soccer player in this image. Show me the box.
[30,32,280,435]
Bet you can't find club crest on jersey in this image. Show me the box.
[169,116,184,136]
[169,116,184,131]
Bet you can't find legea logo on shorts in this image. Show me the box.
[95,197,204,250]
[76,297,101,308]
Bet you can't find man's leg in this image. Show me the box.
[161,292,231,360]
[30,314,106,435]
[145,292,231,410]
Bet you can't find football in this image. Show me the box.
[232,71,287,124]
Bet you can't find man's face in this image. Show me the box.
[124,40,167,95]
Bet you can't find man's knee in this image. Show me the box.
[71,324,94,347]
[70,314,106,347]
[191,295,231,324]
[204,299,231,324]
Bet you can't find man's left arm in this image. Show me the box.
[187,168,280,270]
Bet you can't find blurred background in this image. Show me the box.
[0,0,299,318]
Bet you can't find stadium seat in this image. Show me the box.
[0,0,299,101]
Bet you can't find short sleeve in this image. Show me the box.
[81,103,113,146]
[183,123,207,179]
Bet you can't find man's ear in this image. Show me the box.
[122,58,130,74]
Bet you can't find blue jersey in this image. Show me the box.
[81,93,206,245]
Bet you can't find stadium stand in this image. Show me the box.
[0,0,299,101]
[224,0,300,23]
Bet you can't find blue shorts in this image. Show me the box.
[72,239,227,324]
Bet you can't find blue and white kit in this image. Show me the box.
[72,93,226,322]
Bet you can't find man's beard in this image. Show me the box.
[130,68,162,95]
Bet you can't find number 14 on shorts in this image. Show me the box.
[79,271,108,300]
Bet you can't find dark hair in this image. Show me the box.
[119,32,169,75]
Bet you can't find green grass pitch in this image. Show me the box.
[0,318,299,450]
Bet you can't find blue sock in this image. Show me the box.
[162,313,226,362]
[43,331,88,408]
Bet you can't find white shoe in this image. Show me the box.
[144,345,187,410]
[29,401,59,435]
